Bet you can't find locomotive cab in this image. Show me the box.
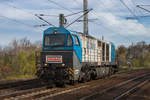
[36,27,82,85]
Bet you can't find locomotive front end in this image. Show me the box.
[36,27,81,87]
[39,50,73,85]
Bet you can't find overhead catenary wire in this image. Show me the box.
[130,0,144,16]
[121,1,150,19]
[70,0,104,26]
[88,23,131,46]
[90,10,132,46]
[120,0,138,20]
[1,0,141,46]
[5,1,56,27]
[138,5,150,6]
[84,3,132,45]
[50,0,109,32]
[99,0,125,14]
[65,8,93,28]
[90,11,118,34]
[90,20,132,45]
[4,2,60,20]
[65,10,84,17]
[35,14,58,17]
[3,0,83,28]
[129,0,140,16]
[2,4,54,28]
[5,2,60,18]
[47,0,74,13]
[3,2,35,16]
[0,15,33,27]
[71,0,82,9]
[72,0,132,45]
[34,24,49,27]
[35,14,56,27]
[73,0,80,5]
[137,5,150,14]
[75,0,133,43]
[0,15,43,33]
[3,2,53,27]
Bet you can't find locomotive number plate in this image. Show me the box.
[46,55,62,63]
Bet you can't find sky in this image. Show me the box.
[0,0,150,47]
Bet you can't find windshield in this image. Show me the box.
[45,34,66,47]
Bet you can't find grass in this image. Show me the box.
[131,66,149,70]
[119,65,150,72]
[119,67,129,72]
[0,74,36,83]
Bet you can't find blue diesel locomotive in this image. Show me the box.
[36,27,118,87]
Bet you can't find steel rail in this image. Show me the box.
[0,79,39,90]
[114,79,150,100]
[0,69,148,100]
[0,87,46,99]
[38,85,89,100]
[80,73,150,100]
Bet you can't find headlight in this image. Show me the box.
[62,63,65,67]
[44,63,48,66]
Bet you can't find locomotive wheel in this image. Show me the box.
[46,80,54,88]
[61,82,65,88]
[81,71,91,82]
[86,72,91,81]
[91,70,97,80]
[56,81,65,87]
[81,76,86,83]
[112,68,115,74]
[80,65,91,82]
[109,67,113,76]
[70,80,77,85]
[110,67,114,75]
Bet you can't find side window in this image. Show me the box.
[67,35,73,46]
[45,35,49,46]
[73,35,80,46]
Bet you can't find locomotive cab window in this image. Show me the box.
[67,34,73,46]
[44,34,66,47]
[73,35,80,46]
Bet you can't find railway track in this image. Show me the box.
[0,69,130,94]
[0,68,142,90]
[0,78,43,95]
[0,79,40,90]
[41,69,150,100]
[0,69,149,100]
[0,84,89,100]
[80,73,150,100]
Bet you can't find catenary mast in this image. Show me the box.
[83,0,88,35]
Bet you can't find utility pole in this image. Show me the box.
[83,0,88,35]
[102,36,104,40]
[59,14,66,27]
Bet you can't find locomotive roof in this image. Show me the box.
[44,27,70,34]
[44,27,114,45]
